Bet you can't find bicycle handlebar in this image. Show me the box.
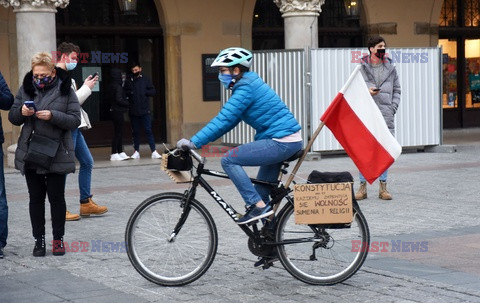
[189,149,203,164]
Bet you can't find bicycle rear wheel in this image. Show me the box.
[125,192,218,286]
[275,201,369,285]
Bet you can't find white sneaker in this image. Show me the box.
[119,152,130,160]
[110,153,123,161]
[151,150,162,159]
[131,151,140,159]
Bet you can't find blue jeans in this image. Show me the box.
[359,170,388,183]
[221,139,302,206]
[0,148,7,248]
[130,114,156,152]
[71,129,94,201]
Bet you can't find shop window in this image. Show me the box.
[439,39,458,108]
[465,39,480,108]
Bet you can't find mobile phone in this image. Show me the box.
[372,88,381,92]
[91,72,98,78]
[24,100,37,112]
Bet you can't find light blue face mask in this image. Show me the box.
[218,73,233,89]
[66,61,77,71]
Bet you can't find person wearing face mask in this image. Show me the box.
[8,52,81,256]
[355,36,401,201]
[124,63,162,159]
[177,47,302,224]
[56,42,108,221]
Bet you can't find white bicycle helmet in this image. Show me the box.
[211,47,253,68]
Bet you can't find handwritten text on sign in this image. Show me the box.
[293,182,353,224]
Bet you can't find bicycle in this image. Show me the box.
[125,148,370,286]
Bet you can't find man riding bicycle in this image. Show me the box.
[177,47,303,225]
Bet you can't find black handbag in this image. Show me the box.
[24,132,60,169]
[166,150,193,171]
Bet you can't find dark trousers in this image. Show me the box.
[25,170,66,239]
[130,114,156,152]
[111,110,125,154]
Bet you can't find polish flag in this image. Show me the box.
[320,65,402,184]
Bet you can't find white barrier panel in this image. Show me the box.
[222,48,442,152]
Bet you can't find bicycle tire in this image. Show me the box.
[125,192,218,286]
[275,201,370,285]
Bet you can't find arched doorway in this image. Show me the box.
[56,0,166,146]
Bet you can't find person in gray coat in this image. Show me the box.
[356,36,401,201]
[8,52,81,256]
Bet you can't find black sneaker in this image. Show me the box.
[237,205,273,225]
[0,247,4,259]
[33,235,46,257]
[52,238,65,256]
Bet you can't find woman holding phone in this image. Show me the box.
[356,36,401,201]
[9,52,80,256]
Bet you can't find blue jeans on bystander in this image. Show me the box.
[71,129,94,201]
[359,170,388,183]
[130,114,156,152]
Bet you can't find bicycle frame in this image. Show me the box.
[173,149,288,240]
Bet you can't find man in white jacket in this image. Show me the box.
[56,42,108,221]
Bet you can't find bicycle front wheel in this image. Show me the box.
[275,201,369,285]
[125,192,218,286]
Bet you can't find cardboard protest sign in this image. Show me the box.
[294,182,353,224]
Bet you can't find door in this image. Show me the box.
[56,0,166,146]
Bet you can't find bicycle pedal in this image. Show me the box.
[254,257,278,269]
[254,259,265,268]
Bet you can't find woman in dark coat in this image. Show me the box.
[9,52,80,256]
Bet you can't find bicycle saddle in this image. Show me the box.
[284,149,304,162]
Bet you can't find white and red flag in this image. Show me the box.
[320,65,402,184]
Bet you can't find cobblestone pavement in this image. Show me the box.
[1,139,480,302]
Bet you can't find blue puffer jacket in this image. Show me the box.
[191,71,301,148]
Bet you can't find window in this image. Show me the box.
[440,0,457,27]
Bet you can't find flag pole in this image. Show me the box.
[284,121,325,189]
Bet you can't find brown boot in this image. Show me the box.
[80,197,108,217]
[379,181,392,200]
[66,210,80,221]
[355,182,367,200]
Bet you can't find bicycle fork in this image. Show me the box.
[168,186,197,242]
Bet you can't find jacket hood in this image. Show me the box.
[23,67,72,99]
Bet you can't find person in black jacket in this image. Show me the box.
[0,70,14,259]
[8,52,80,257]
[108,68,130,161]
[124,63,162,159]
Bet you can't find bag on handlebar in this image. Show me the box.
[166,150,193,171]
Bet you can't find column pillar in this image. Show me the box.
[273,0,325,49]
[0,0,68,83]
[0,0,67,166]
